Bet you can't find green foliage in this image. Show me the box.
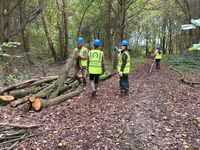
[129,45,146,57]
[5,71,29,85]
[162,51,200,73]
[1,42,21,48]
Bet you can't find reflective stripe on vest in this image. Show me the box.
[118,51,130,74]
[89,50,103,74]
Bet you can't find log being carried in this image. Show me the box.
[0,44,113,111]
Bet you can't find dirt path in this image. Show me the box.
[0,62,199,150]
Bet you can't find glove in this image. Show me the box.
[113,46,118,51]
[118,71,123,77]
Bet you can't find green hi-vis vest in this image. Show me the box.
[155,50,162,59]
[75,47,88,67]
[118,51,130,74]
[80,47,88,67]
[89,50,103,74]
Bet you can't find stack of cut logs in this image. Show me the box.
[0,56,113,111]
[0,123,42,150]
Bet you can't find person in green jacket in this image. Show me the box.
[88,39,105,96]
[73,37,88,89]
[118,40,131,96]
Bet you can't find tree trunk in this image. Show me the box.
[31,86,83,111]
[9,87,40,98]
[103,0,112,61]
[49,51,76,98]
[39,0,57,62]
[19,2,33,65]
[62,0,68,59]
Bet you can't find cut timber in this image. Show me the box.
[32,80,79,99]
[0,95,14,103]
[170,66,200,86]
[180,78,200,85]
[9,87,39,98]
[32,86,83,111]
[31,98,42,111]
[0,79,37,94]
[0,76,58,95]
[29,96,37,102]
[10,96,29,108]
[49,51,76,99]
[0,123,43,128]
[27,76,58,87]
[99,72,113,81]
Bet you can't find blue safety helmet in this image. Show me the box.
[120,40,129,46]
[93,39,101,47]
[76,37,84,44]
[155,45,161,50]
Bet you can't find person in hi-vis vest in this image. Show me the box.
[88,39,105,96]
[73,37,88,89]
[154,45,162,70]
[118,40,131,96]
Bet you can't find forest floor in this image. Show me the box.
[0,60,199,150]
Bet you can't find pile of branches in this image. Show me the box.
[0,123,42,150]
[0,56,113,111]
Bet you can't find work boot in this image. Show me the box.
[120,90,125,96]
[91,90,96,97]
[83,78,87,90]
[125,89,129,96]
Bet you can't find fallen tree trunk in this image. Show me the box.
[31,85,83,111]
[27,76,58,88]
[32,80,79,100]
[0,76,58,95]
[9,87,40,98]
[0,79,37,94]
[0,123,43,128]
[180,78,200,85]
[170,66,200,86]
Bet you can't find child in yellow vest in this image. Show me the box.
[154,45,162,70]
[88,39,105,96]
[118,40,131,96]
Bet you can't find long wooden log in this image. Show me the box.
[0,123,43,128]
[31,85,83,111]
[99,72,113,81]
[170,66,200,86]
[49,51,76,99]
[9,87,40,98]
[180,78,200,85]
[27,76,58,87]
[0,79,37,94]
[10,96,30,108]
[30,80,79,101]
[0,76,58,95]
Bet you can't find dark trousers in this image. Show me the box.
[155,59,161,70]
[119,74,129,91]
[89,74,100,84]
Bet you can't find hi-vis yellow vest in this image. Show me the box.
[118,51,130,74]
[75,47,88,67]
[89,50,103,74]
[155,50,162,59]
